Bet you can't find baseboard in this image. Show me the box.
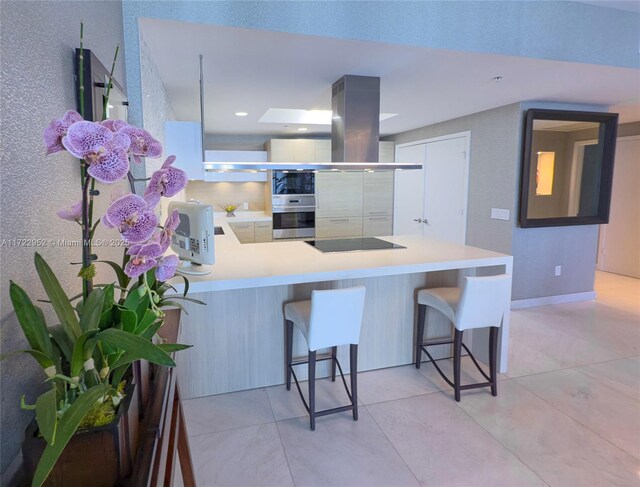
[511,291,596,309]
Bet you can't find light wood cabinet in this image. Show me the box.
[379,141,395,163]
[316,172,364,218]
[363,216,393,236]
[363,171,394,216]
[254,221,273,243]
[293,140,316,162]
[316,217,363,238]
[266,139,294,162]
[266,139,331,163]
[228,222,255,244]
[315,139,331,162]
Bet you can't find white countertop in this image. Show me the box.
[172,217,512,294]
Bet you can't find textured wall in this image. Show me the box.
[0,0,126,477]
[389,103,522,255]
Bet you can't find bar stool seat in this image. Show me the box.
[284,286,366,430]
[415,274,510,402]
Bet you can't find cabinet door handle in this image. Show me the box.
[413,218,423,223]
[330,219,349,223]
[368,217,388,221]
[423,219,430,225]
[368,211,386,215]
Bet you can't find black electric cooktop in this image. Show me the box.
[305,237,406,253]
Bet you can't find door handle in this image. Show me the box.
[423,219,430,225]
[413,218,423,223]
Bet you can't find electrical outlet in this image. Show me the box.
[490,208,510,220]
[243,202,249,210]
[554,265,562,277]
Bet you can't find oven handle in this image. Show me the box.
[273,206,316,213]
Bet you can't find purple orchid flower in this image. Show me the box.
[124,242,163,278]
[157,210,180,252]
[43,110,83,155]
[104,194,158,243]
[57,201,83,222]
[102,119,129,132]
[143,156,188,201]
[62,121,131,183]
[155,254,180,281]
[120,126,162,163]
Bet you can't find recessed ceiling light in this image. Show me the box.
[297,127,308,132]
[235,111,248,117]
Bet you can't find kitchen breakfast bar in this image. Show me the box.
[173,220,513,400]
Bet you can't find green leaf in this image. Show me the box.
[95,260,127,289]
[79,288,105,332]
[70,331,99,378]
[134,309,158,336]
[158,343,192,353]
[123,286,140,311]
[34,253,82,340]
[49,326,73,363]
[161,295,206,306]
[99,307,115,330]
[0,349,55,369]
[135,293,150,322]
[98,328,175,367]
[159,301,188,314]
[31,384,110,487]
[141,321,163,340]
[35,388,58,445]
[119,308,137,333]
[9,281,53,358]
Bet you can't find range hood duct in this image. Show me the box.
[331,75,380,163]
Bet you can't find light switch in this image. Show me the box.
[491,208,510,220]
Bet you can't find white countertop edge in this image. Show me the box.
[172,254,513,294]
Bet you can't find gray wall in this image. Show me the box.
[388,101,609,301]
[389,103,522,255]
[0,0,126,478]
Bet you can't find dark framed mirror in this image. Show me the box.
[74,48,127,122]
[519,109,618,228]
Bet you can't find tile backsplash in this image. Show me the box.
[186,181,267,212]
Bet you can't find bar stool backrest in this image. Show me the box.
[308,286,367,351]
[455,275,511,331]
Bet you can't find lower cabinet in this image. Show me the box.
[229,221,273,244]
[363,216,393,237]
[254,221,273,243]
[316,217,363,239]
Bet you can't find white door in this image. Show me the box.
[393,144,426,235]
[597,136,640,278]
[394,133,469,244]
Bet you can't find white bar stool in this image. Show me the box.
[284,286,366,430]
[415,274,510,402]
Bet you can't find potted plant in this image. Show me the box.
[1,26,200,487]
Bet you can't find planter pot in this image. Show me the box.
[22,382,140,487]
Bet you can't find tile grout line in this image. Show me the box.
[265,387,298,487]
[514,377,640,462]
[447,390,552,487]
[362,401,424,486]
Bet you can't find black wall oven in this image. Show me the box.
[272,194,315,240]
[273,171,315,195]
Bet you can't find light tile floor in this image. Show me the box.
[178,271,640,487]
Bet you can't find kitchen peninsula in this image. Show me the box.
[173,218,513,400]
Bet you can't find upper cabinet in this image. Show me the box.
[266,139,395,163]
[165,121,267,182]
[165,121,204,180]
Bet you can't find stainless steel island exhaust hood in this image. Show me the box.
[204,73,421,171]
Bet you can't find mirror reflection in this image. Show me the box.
[527,120,604,219]
[519,108,618,228]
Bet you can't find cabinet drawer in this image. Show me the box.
[316,217,363,238]
[363,216,392,237]
[315,172,364,218]
[363,171,394,216]
[254,221,273,243]
[228,222,254,243]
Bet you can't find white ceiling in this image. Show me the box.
[139,18,640,137]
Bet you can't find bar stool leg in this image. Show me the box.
[330,346,337,382]
[285,320,293,391]
[415,304,426,369]
[453,329,463,402]
[308,350,316,431]
[489,326,498,396]
[350,344,358,421]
